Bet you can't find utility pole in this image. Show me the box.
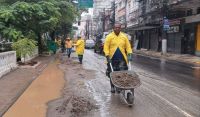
[161,0,169,54]
[110,0,115,27]
[103,8,105,32]
[125,0,128,33]
[88,20,90,39]
[86,19,90,40]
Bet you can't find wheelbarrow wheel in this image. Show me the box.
[127,92,134,105]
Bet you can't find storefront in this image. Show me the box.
[167,19,184,54]
[167,25,183,53]
[149,28,159,51]
[182,23,196,55]
[128,25,159,50]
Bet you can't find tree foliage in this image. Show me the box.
[0,0,78,53]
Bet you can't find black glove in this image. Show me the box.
[127,53,132,61]
[106,56,111,63]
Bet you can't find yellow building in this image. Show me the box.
[196,24,200,56]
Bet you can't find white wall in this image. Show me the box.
[0,51,17,78]
[21,47,39,62]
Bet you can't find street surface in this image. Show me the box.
[3,50,200,117]
[82,50,200,117]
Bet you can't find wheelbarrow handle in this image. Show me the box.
[128,61,132,71]
[109,62,114,72]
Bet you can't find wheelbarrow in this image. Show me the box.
[109,62,141,107]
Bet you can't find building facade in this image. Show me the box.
[129,0,200,56]
[92,0,112,38]
[169,0,200,56]
[92,0,200,56]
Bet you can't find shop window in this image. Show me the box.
[186,9,193,16]
[197,7,200,14]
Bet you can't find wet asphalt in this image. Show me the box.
[82,49,200,117]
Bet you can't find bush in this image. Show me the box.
[12,38,37,63]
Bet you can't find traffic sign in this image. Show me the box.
[79,0,93,8]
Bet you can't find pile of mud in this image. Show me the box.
[56,95,98,117]
[111,72,140,88]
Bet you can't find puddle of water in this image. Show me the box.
[86,77,111,117]
[3,61,65,117]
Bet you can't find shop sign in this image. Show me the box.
[163,18,170,31]
[167,26,179,33]
[169,19,181,25]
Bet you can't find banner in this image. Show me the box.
[78,0,93,8]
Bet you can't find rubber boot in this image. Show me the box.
[78,55,83,64]
[80,57,82,64]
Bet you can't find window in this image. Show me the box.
[186,9,192,16]
[197,7,200,14]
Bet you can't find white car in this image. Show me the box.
[85,39,95,49]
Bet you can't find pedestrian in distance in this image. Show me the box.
[65,37,73,58]
[73,35,85,64]
[104,22,133,93]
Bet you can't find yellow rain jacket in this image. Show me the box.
[74,38,85,55]
[104,32,132,63]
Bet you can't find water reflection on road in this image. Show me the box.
[81,50,200,117]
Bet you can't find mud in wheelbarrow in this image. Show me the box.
[110,71,141,106]
[110,71,141,89]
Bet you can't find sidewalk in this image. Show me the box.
[3,54,64,117]
[134,49,200,67]
[0,55,55,116]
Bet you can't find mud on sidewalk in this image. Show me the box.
[47,55,98,117]
[0,55,54,116]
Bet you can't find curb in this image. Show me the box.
[133,52,196,67]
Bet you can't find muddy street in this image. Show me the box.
[3,50,200,117]
[73,50,200,117]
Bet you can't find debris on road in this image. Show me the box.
[56,95,98,117]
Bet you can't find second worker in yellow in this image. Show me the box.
[74,35,85,64]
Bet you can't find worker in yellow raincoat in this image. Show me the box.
[104,22,133,93]
[74,36,85,64]
[65,37,73,58]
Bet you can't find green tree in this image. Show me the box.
[0,0,78,54]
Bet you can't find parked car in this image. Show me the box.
[85,39,95,49]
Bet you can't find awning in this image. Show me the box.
[132,26,159,30]
[127,25,160,31]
